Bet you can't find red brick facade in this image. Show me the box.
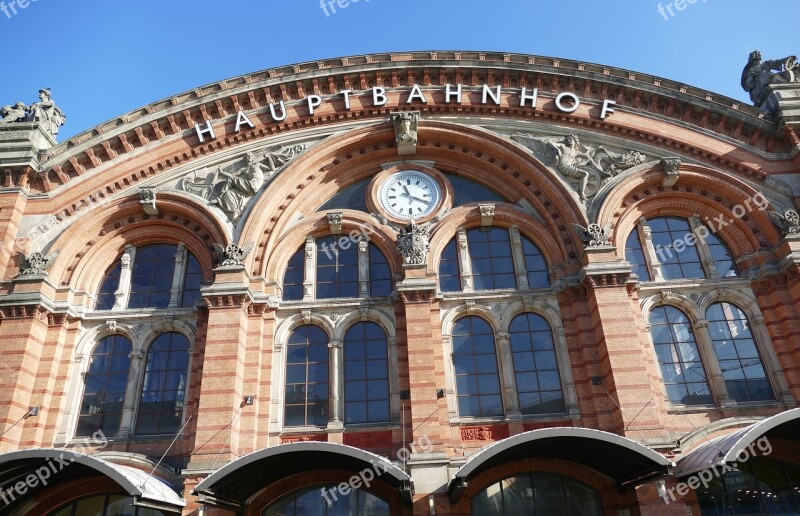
[1,51,799,515]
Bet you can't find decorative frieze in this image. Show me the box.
[460,425,509,441]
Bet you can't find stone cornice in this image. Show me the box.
[16,51,793,197]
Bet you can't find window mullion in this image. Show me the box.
[509,226,529,289]
[358,240,369,297]
[457,227,474,292]
[304,236,315,300]
[694,318,733,407]
[689,215,719,279]
[328,339,343,428]
[495,332,520,417]
[117,349,145,438]
[168,242,187,308]
[638,219,664,282]
[114,245,135,309]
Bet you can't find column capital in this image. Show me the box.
[328,340,342,349]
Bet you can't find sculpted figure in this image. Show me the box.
[208,152,269,221]
[25,89,67,137]
[741,50,799,104]
[0,102,28,123]
[547,134,605,201]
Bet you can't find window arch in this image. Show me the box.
[281,236,393,301]
[625,216,738,281]
[77,335,132,437]
[439,226,549,292]
[707,302,775,402]
[509,313,566,415]
[285,325,329,427]
[95,243,203,310]
[649,305,713,405]
[262,485,389,516]
[452,316,503,417]
[343,322,390,425]
[472,473,602,515]
[135,332,190,435]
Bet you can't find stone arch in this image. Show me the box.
[640,293,702,326]
[240,121,586,277]
[497,299,564,334]
[332,308,396,342]
[441,303,500,336]
[273,314,334,347]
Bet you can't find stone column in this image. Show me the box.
[328,340,343,429]
[358,240,369,297]
[692,319,732,407]
[509,226,530,290]
[456,228,473,292]
[689,216,718,279]
[117,350,146,437]
[303,236,315,300]
[168,242,187,307]
[638,219,663,282]
[495,333,521,417]
[113,245,135,309]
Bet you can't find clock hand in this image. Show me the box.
[410,195,427,203]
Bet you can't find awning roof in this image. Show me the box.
[193,441,412,509]
[0,449,184,513]
[675,408,800,477]
[447,427,673,503]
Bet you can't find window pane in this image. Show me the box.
[452,316,502,417]
[135,332,190,435]
[625,229,651,281]
[467,227,517,291]
[344,322,390,424]
[285,325,330,427]
[316,236,360,299]
[648,217,705,280]
[439,237,462,292]
[510,313,566,415]
[181,253,203,307]
[95,260,122,310]
[369,244,393,297]
[282,247,305,300]
[77,336,132,437]
[522,237,550,288]
[128,244,178,308]
[707,302,775,403]
[649,306,713,405]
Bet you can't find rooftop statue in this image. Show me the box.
[0,88,66,138]
[741,50,799,105]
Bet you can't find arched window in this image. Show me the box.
[439,226,549,292]
[263,485,389,516]
[625,217,738,281]
[285,325,329,426]
[509,313,566,415]
[136,332,190,435]
[343,322,390,424]
[472,473,602,515]
[50,494,166,516]
[452,316,503,417]
[77,335,132,437]
[95,243,202,310]
[649,306,712,405]
[280,237,393,300]
[707,302,774,402]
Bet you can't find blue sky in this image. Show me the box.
[1,0,798,141]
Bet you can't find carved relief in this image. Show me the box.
[280,434,328,444]
[512,133,646,200]
[17,250,58,277]
[390,111,419,155]
[768,209,800,237]
[212,242,255,267]
[396,221,430,265]
[460,425,509,441]
[571,222,613,248]
[178,145,306,221]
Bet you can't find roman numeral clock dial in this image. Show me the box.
[378,170,441,220]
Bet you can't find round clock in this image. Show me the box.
[378,170,441,220]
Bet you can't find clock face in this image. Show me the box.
[378,170,441,220]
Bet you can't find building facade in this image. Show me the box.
[0,51,800,515]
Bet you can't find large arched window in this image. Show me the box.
[509,313,566,415]
[136,332,190,435]
[263,485,389,516]
[472,473,602,515]
[649,306,713,405]
[439,226,549,292]
[452,316,503,417]
[707,302,775,402]
[625,216,738,281]
[77,335,132,437]
[344,322,390,424]
[285,325,329,427]
[281,237,392,301]
[95,243,202,310]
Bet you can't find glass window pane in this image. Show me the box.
[77,335,132,437]
[344,322,389,424]
[128,244,179,308]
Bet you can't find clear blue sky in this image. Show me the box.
[2,0,798,141]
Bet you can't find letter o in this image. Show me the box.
[555,92,581,113]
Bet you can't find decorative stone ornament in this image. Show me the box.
[768,209,800,237]
[326,212,343,235]
[661,158,681,187]
[390,111,419,155]
[139,187,158,215]
[0,88,66,139]
[211,242,255,267]
[18,250,59,277]
[512,133,646,201]
[396,220,430,265]
[571,222,613,248]
[479,203,496,227]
